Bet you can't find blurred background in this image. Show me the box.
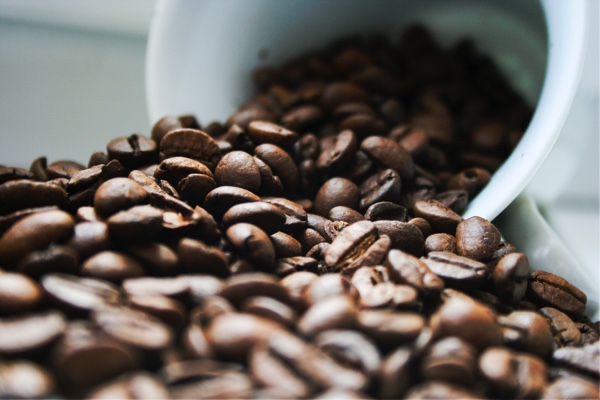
[0,0,597,277]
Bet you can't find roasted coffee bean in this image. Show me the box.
[0,311,66,355]
[386,249,444,295]
[358,169,402,211]
[420,336,478,385]
[329,206,365,224]
[303,273,358,306]
[154,156,214,190]
[430,296,503,350]
[528,270,587,316]
[314,329,381,376]
[220,272,290,307]
[539,307,583,348]
[422,251,488,289]
[242,295,297,328]
[360,135,414,180]
[314,177,359,216]
[324,221,384,272]
[425,232,457,253]
[413,199,463,234]
[107,134,157,169]
[316,130,357,173]
[270,231,303,258]
[364,201,407,222]
[254,143,299,193]
[479,346,548,399]
[127,295,187,330]
[498,310,554,359]
[0,272,42,314]
[0,209,74,265]
[222,201,286,234]
[263,197,308,233]
[275,256,319,277]
[177,237,229,278]
[407,216,433,238]
[226,223,276,270]
[0,179,68,215]
[159,129,221,170]
[297,295,358,336]
[248,120,298,149]
[357,310,425,346]
[455,216,501,260]
[374,219,424,255]
[16,244,75,278]
[65,221,112,260]
[281,104,324,132]
[42,273,121,316]
[404,381,481,399]
[447,167,491,197]
[82,251,145,283]
[94,178,148,217]
[542,375,600,400]
[0,360,56,399]
[0,165,34,184]
[127,242,180,276]
[214,150,261,193]
[493,252,529,304]
[46,160,85,180]
[203,186,261,219]
[107,205,164,243]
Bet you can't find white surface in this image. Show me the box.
[0,1,598,317]
[146,0,589,224]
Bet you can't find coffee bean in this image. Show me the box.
[542,375,600,400]
[226,223,276,270]
[404,381,481,399]
[479,347,548,399]
[0,360,56,399]
[425,232,457,253]
[315,329,381,376]
[242,295,297,328]
[0,311,66,355]
[422,251,488,289]
[316,130,357,173]
[177,237,229,278]
[413,199,463,234]
[386,249,444,295]
[203,186,261,219]
[107,134,157,169]
[539,307,583,348]
[455,216,501,260]
[82,251,146,283]
[360,135,415,180]
[0,209,74,265]
[86,371,170,399]
[159,129,221,171]
[0,179,68,215]
[430,296,502,350]
[254,143,299,194]
[528,270,587,316]
[127,242,180,276]
[222,201,286,234]
[127,295,187,329]
[0,272,42,314]
[447,167,491,197]
[214,151,261,193]
[314,177,359,216]
[263,197,308,233]
[420,337,477,385]
[364,201,407,222]
[493,252,529,304]
[498,310,554,359]
[297,295,358,336]
[374,219,424,255]
[358,169,402,211]
[324,220,384,272]
[357,310,425,346]
[94,178,148,217]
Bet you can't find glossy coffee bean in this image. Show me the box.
[497,310,554,359]
[493,252,529,304]
[94,178,148,217]
[528,270,587,316]
[413,200,463,234]
[214,151,261,193]
[314,177,359,217]
[385,249,444,295]
[81,251,145,283]
[422,251,488,289]
[455,216,501,260]
[159,129,221,171]
[0,272,42,314]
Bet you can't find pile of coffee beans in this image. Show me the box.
[0,25,597,399]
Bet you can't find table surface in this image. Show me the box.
[0,0,597,285]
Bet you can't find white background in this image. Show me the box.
[0,0,597,281]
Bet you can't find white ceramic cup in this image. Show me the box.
[146,0,590,222]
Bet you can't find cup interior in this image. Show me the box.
[146,0,588,221]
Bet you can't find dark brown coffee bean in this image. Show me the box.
[434,189,469,215]
[498,310,554,359]
[314,177,359,216]
[404,381,481,399]
[430,296,502,350]
[46,159,86,180]
[242,296,297,328]
[82,251,145,283]
[107,205,164,244]
[281,104,324,131]
[422,251,488,289]
[263,197,308,233]
[159,129,221,170]
[203,186,261,219]
[447,167,491,197]
[528,270,587,316]
[127,242,180,276]
[321,82,369,110]
[107,134,157,169]
[297,295,358,336]
[420,337,478,385]
[270,231,303,258]
[413,199,463,234]
[479,346,548,399]
[425,233,457,253]
[254,143,299,193]
[378,346,416,399]
[328,206,365,225]
[177,237,229,278]
[0,272,42,314]
[206,312,285,359]
[493,252,529,304]
[455,216,501,260]
[316,130,357,173]
[279,271,318,310]
[357,310,425,346]
[86,371,169,400]
[127,295,187,329]
[0,209,74,265]
[385,249,444,295]
[92,305,173,351]
[42,273,121,316]
[94,178,148,217]
[361,135,415,180]
[222,201,286,234]
[539,307,583,347]
[0,179,68,215]
[358,169,402,210]
[214,151,261,193]
[0,360,56,399]
[364,201,407,222]
[65,221,112,260]
[51,321,140,395]
[0,311,66,355]
[314,329,381,376]
[374,219,424,255]
[247,120,299,149]
[154,156,213,188]
[122,276,190,300]
[324,220,380,272]
[339,114,387,139]
[0,165,34,184]
[226,223,276,270]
